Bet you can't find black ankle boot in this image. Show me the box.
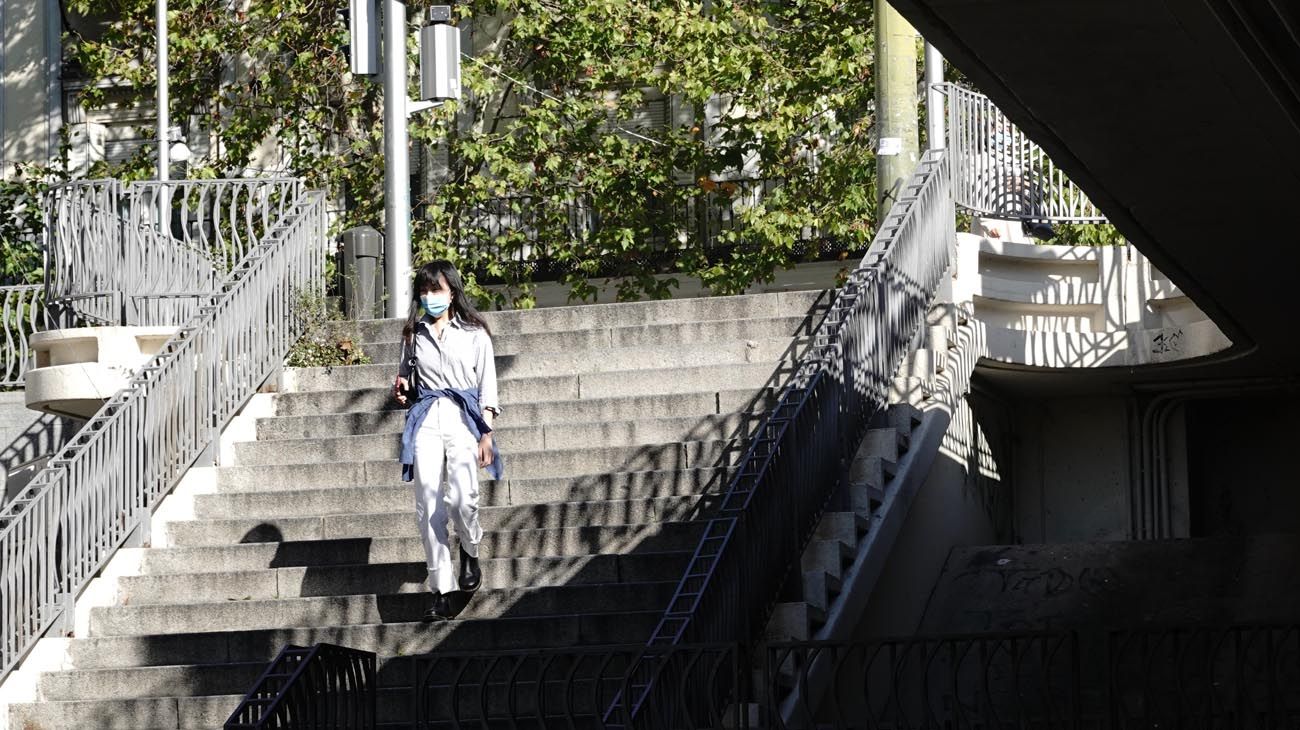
[459,546,482,592]
[422,593,453,622]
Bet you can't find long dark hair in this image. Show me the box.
[402,260,491,341]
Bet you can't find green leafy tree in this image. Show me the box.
[63,0,879,306]
[0,165,51,285]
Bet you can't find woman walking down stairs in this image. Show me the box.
[4,290,830,729]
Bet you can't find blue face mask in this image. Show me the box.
[420,292,451,317]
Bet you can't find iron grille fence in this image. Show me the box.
[943,83,1107,223]
[435,177,829,278]
[1110,624,1300,729]
[0,285,46,387]
[768,635,1081,730]
[336,635,1080,729]
[0,189,325,685]
[244,627,1300,728]
[224,643,377,729]
[413,643,742,729]
[46,178,302,327]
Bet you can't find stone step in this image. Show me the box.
[172,493,708,546]
[240,413,759,457]
[260,388,776,438]
[39,655,661,720]
[362,314,813,357]
[280,360,787,400]
[229,434,736,476]
[270,384,778,420]
[116,551,693,606]
[140,522,704,574]
[8,694,239,730]
[68,610,665,670]
[193,479,700,522]
[365,335,800,378]
[91,581,678,639]
[213,464,727,503]
[279,358,785,402]
[347,290,827,341]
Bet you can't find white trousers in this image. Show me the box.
[412,398,483,595]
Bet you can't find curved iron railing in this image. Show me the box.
[45,179,123,326]
[413,643,741,729]
[0,189,325,684]
[1110,623,1300,727]
[628,149,954,721]
[943,83,1107,223]
[405,635,1080,729]
[224,643,377,729]
[45,178,302,327]
[0,285,46,387]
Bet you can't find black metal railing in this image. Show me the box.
[236,625,1300,728]
[768,634,1082,730]
[409,636,1082,730]
[224,643,377,729]
[413,643,743,729]
[1110,624,1300,729]
[433,177,836,279]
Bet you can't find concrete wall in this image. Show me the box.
[851,393,1008,639]
[1,0,60,172]
[1011,395,1134,544]
[0,391,74,505]
[1187,394,1300,537]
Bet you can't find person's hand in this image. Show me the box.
[478,434,494,468]
[393,375,409,405]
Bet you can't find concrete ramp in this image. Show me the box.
[920,534,1300,635]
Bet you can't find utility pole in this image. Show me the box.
[873,0,919,215]
[156,0,169,181]
[382,0,413,317]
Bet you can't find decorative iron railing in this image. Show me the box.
[412,643,742,729]
[45,178,302,327]
[943,83,1107,223]
[1110,624,1300,728]
[364,634,1080,728]
[224,643,377,729]
[768,634,1081,730]
[436,177,828,276]
[0,285,46,387]
[45,179,122,326]
[0,190,325,684]
[631,149,954,718]
[262,626,1300,728]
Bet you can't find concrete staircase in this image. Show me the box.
[757,291,987,718]
[4,290,829,729]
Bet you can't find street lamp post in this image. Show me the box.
[156,0,169,181]
[382,0,412,318]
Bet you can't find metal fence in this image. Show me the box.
[0,285,46,387]
[45,179,122,326]
[944,83,1107,223]
[413,643,742,729]
[438,177,827,277]
[274,635,1076,729]
[769,635,1081,730]
[0,190,325,684]
[633,149,954,717]
[224,643,377,729]
[45,178,302,327]
[1110,624,1300,729]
